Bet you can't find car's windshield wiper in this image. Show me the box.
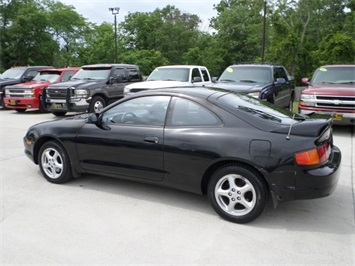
[239,79,257,83]
[338,81,355,84]
[219,79,236,82]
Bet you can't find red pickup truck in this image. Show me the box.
[4,67,80,112]
[299,65,355,125]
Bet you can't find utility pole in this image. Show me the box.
[109,7,120,63]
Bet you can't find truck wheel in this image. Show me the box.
[89,96,106,113]
[39,99,48,113]
[0,97,8,110]
[15,109,26,113]
[207,164,268,224]
[52,111,67,117]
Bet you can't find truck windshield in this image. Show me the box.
[312,66,355,84]
[147,68,189,82]
[33,71,61,82]
[218,67,272,84]
[71,68,111,80]
[0,68,26,79]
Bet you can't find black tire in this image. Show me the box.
[15,109,26,113]
[39,98,48,113]
[52,111,67,117]
[0,96,8,110]
[38,141,72,184]
[207,164,268,224]
[89,96,105,113]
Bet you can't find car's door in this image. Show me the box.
[105,67,128,99]
[76,95,171,181]
[273,67,291,107]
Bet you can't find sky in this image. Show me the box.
[59,0,220,32]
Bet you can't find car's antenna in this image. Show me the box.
[286,114,296,140]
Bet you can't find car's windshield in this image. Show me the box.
[312,66,355,84]
[218,93,299,124]
[147,68,189,82]
[71,68,111,80]
[0,68,26,79]
[33,71,61,82]
[218,66,272,84]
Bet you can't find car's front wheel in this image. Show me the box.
[51,111,67,117]
[208,164,268,224]
[89,96,106,113]
[38,141,72,184]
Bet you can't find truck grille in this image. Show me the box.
[7,89,27,98]
[47,87,70,99]
[316,95,355,110]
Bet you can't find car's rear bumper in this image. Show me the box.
[270,145,341,202]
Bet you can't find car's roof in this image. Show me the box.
[320,65,355,68]
[39,67,80,72]
[82,64,138,68]
[155,65,207,69]
[133,86,229,99]
[229,64,278,68]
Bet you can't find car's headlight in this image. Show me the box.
[123,86,130,94]
[300,94,316,106]
[248,92,260,98]
[75,89,89,98]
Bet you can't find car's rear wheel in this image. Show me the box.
[38,141,72,184]
[52,111,67,117]
[89,96,105,113]
[208,164,268,224]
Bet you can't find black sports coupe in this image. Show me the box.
[24,87,341,223]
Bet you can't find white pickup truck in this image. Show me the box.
[123,65,211,96]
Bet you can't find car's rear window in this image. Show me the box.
[217,93,298,124]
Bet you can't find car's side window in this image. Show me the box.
[127,67,141,82]
[102,96,171,126]
[62,71,75,81]
[192,68,202,82]
[114,68,127,82]
[170,97,221,126]
[201,69,210,81]
[278,67,288,80]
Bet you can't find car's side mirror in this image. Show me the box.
[88,112,110,130]
[301,78,309,85]
[212,77,218,83]
[192,77,202,83]
[22,75,34,82]
[276,78,286,84]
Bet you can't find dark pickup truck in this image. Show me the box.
[43,64,143,116]
[0,66,53,109]
[206,64,295,110]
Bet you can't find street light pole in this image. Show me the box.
[261,1,267,63]
[109,7,120,63]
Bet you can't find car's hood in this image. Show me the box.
[208,82,267,92]
[6,81,52,89]
[126,80,190,89]
[48,79,105,89]
[0,79,20,87]
[303,83,355,96]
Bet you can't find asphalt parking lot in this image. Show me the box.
[1,109,354,265]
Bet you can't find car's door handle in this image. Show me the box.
[144,137,159,144]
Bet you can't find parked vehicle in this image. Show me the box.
[299,65,355,125]
[123,65,211,96]
[42,64,142,116]
[206,64,295,110]
[4,67,80,112]
[24,87,341,224]
[0,66,53,109]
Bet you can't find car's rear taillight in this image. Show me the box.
[295,143,330,166]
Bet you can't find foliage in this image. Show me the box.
[0,0,354,81]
